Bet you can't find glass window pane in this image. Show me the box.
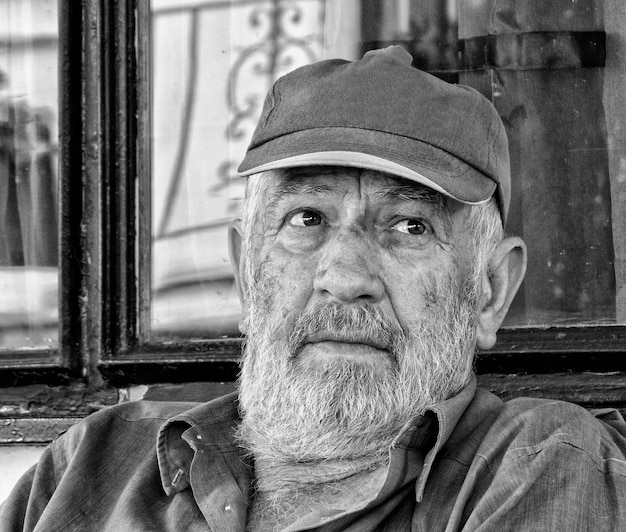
[149,0,626,341]
[0,0,58,350]
[149,0,360,339]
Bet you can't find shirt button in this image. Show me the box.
[172,469,184,485]
[224,504,232,512]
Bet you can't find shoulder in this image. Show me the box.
[53,400,201,457]
[93,399,201,423]
[67,399,199,432]
[436,395,626,530]
[497,396,626,446]
[475,393,626,476]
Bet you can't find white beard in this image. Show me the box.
[237,276,478,465]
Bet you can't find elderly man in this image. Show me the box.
[3,46,626,531]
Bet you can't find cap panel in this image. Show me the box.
[250,60,493,168]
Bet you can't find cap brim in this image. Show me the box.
[238,127,496,206]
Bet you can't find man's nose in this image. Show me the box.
[313,229,384,304]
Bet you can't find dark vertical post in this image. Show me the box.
[58,0,84,374]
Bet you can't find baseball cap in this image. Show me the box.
[238,46,510,224]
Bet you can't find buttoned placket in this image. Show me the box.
[185,431,250,532]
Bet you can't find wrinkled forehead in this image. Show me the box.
[257,165,448,207]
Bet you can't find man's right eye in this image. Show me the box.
[288,210,322,227]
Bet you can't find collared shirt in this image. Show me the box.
[2,376,626,531]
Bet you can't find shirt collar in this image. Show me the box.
[156,391,247,496]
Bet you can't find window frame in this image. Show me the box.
[0,0,624,411]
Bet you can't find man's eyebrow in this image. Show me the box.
[372,183,443,205]
[272,179,334,199]
[264,178,334,220]
[270,166,361,200]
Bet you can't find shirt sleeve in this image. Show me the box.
[0,445,59,532]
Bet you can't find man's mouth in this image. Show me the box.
[296,330,394,369]
[304,331,389,351]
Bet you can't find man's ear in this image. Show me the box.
[476,237,527,350]
[228,220,249,334]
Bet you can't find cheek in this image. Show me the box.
[381,254,462,326]
[382,267,429,327]
[254,244,318,321]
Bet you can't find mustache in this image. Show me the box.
[287,303,405,356]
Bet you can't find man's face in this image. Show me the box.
[237,167,484,462]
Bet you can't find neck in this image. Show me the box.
[253,453,389,494]
[246,454,390,531]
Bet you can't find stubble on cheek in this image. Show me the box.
[247,246,299,331]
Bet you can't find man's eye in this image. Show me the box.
[288,210,322,227]
[392,218,429,235]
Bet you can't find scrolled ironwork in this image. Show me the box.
[226,0,321,141]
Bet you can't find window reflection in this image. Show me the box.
[149,0,625,339]
[0,0,58,350]
[150,0,359,338]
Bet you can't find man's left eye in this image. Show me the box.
[391,218,429,235]
[288,210,322,227]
